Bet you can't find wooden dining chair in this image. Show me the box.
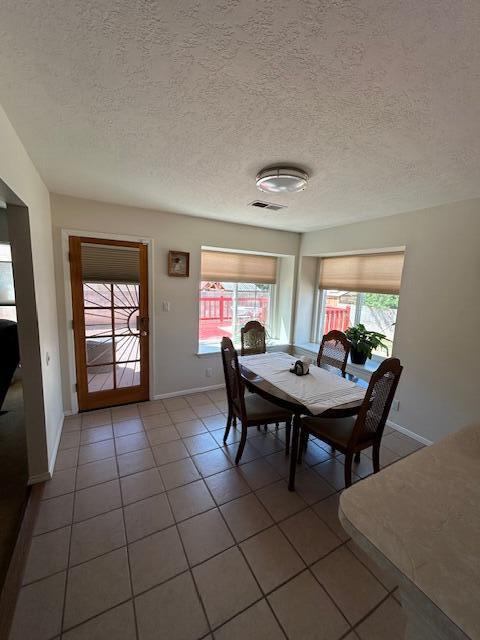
[240,320,266,356]
[317,330,351,377]
[298,357,403,487]
[221,337,292,463]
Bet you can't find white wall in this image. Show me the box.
[293,256,318,346]
[50,194,300,411]
[0,106,64,481]
[300,199,480,443]
[276,255,296,344]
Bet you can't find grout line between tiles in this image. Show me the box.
[58,596,134,638]
[344,539,399,594]
[348,590,394,636]
[113,436,140,640]
[161,481,215,637]
[307,564,354,636]
[58,449,78,637]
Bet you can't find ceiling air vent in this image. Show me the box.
[248,200,286,211]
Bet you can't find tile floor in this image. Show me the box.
[10,389,423,640]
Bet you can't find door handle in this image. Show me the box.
[139,316,149,336]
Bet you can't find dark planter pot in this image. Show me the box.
[350,346,369,365]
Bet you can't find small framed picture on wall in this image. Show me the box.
[168,250,190,277]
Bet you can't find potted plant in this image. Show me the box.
[345,323,389,365]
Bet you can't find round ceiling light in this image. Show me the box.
[256,166,309,193]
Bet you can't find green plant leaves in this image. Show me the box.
[345,323,389,359]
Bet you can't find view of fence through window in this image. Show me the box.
[320,290,398,355]
[199,281,273,348]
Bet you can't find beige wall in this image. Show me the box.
[50,194,300,411]
[299,199,480,443]
[0,106,64,481]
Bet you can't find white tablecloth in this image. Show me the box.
[240,352,366,415]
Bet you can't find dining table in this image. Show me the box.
[239,352,366,491]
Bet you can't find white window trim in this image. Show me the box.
[197,338,289,357]
[271,260,280,339]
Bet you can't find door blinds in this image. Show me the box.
[318,252,405,294]
[81,243,140,284]
[201,250,277,284]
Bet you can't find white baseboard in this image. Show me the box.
[386,419,433,446]
[60,384,226,416]
[152,383,225,400]
[29,413,65,485]
[28,471,52,484]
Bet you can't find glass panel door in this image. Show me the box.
[69,237,149,411]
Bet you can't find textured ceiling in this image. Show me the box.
[1,1,480,232]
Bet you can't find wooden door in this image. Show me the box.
[69,236,149,411]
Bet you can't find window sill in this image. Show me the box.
[293,342,385,381]
[197,340,290,357]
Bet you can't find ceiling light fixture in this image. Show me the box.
[256,166,309,193]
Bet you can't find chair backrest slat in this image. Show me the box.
[317,330,351,377]
[221,337,247,421]
[241,321,266,356]
[351,357,403,446]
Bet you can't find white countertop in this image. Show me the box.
[339,423,480,639]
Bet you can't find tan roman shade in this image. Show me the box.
[81,243,140,284]
[201,250,277,284]
[319,252,405,294]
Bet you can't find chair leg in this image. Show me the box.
[223,412,232,443]
[285,418,291,456]
[354,451,360,463]
[372,442,380,473]
[297,430,306,464]
[344,453,353,488]
[235,425,248,465]
[264,424,268,432]
[304,432,309,451]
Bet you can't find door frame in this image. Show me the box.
[61,229,155,414]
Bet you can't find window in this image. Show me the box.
[316,251,404,357]
[199,250,278,350]
[317,290,398,355]
[199,281,275,348]
[0,243,16,322]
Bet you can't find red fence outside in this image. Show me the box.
[200,296,269,323]
[323,305,351,333]
[199,295,351,344]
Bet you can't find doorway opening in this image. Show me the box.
[0,199,26,590]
